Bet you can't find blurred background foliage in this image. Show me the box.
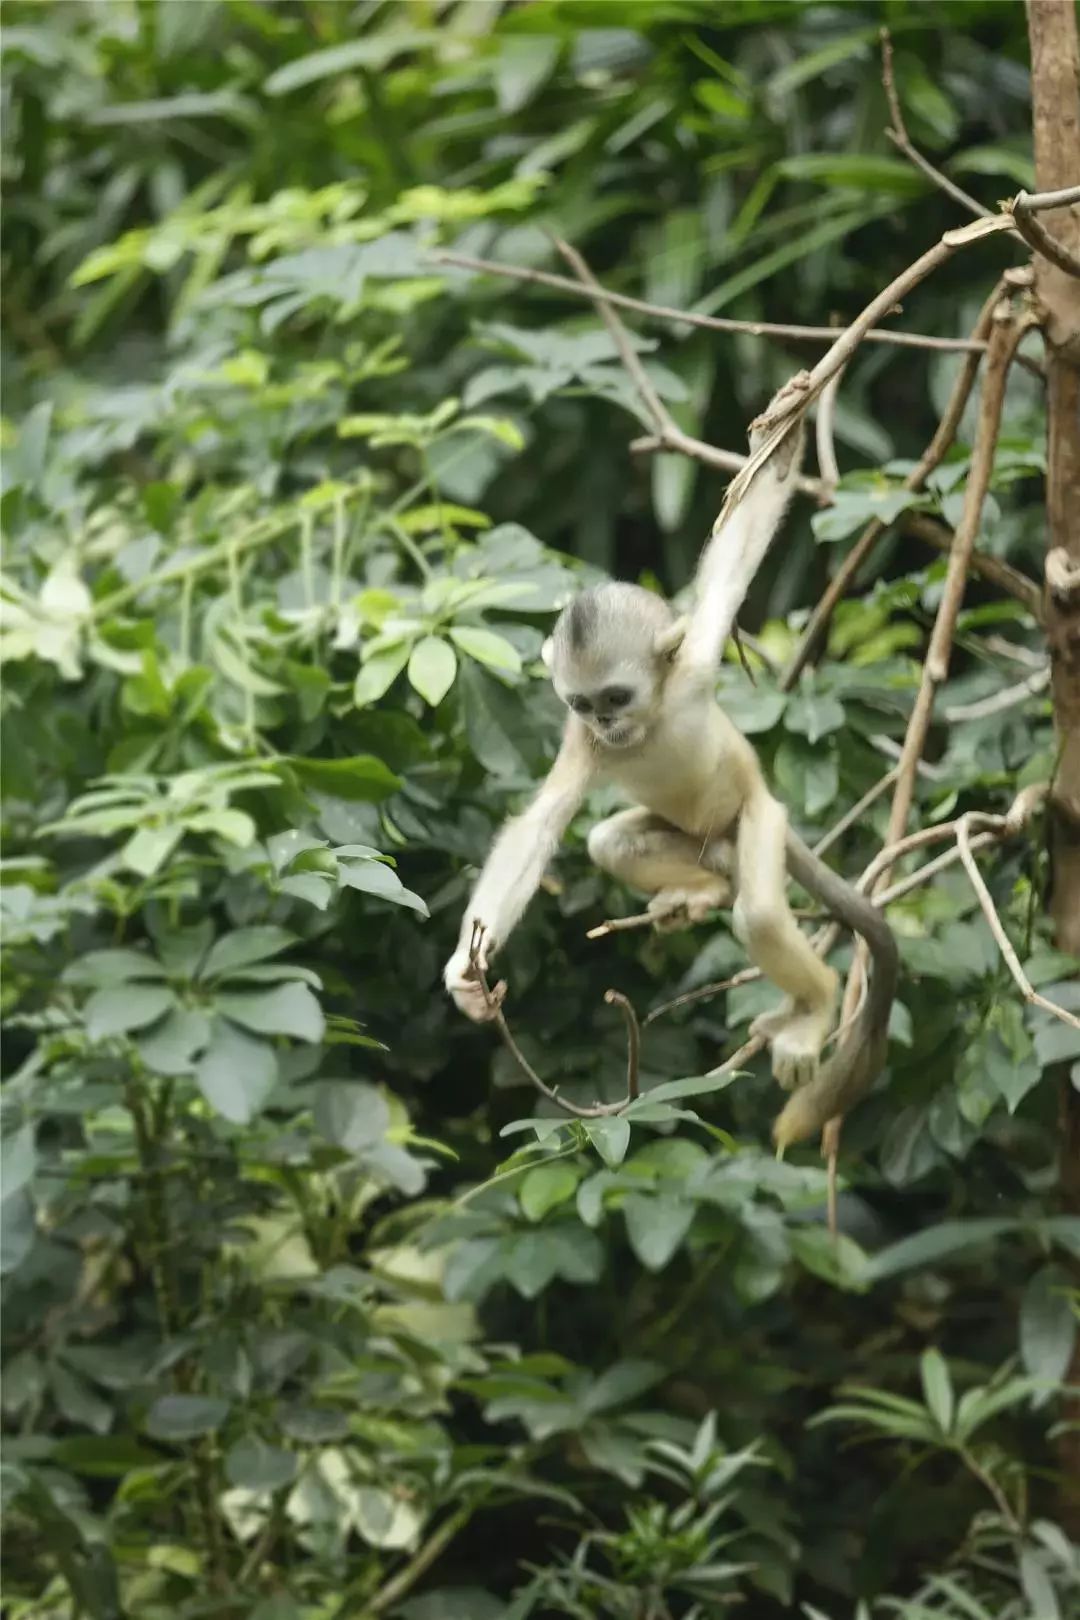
[2,3,1078,1618]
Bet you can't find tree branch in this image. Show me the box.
[881,29,990,220]
[432,249,1002,355]
[1013,187,1080,280]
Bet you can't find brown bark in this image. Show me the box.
[1026,0,1080,1539]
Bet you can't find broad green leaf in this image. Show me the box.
[584,1116,631,1167]
[408,636,457,706]
[217,982,325,1043]
[354,643,412,707]
[84,983,176,1042]
[291,754,401,802]
[866,1219,1016,1281]
[145,1394,230,1441]
[202,926,297,981]
[135,1007,211,1075]
[448,626,522,673]
[623,1194,694,1272]
[504,1233,560,1299]
[314,1081,390,1152]
[121,824,183,877]
[583,1360,664,1413]
[0,1125,36,1201]
[519,1162,580,1222]
[224,1437,297,1492]
[195,1019,279,1125]
[1020,1265,1077,1395]
[63,949,166,988]
[338,855,429,915]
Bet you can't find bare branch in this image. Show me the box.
[943,666,1050,721]
[815,364,845,493]
[432,249,1000,355]
[881,29,990,220]
[780,278,1017,689]
[956,815,1080,1031]
[553,235,673,435]
[1012,189,1080,280]
[629,431,826,499]
[468,920,641,1117]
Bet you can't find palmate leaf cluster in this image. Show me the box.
[2,3,1078,1618]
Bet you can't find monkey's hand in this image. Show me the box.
[647,878,731,933]
[748,370,811,472]
[444,942,507,1024]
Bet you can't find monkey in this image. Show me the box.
[443,375,898,1148]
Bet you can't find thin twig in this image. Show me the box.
[881,30,990,220]
[553,236,671,433]
[780,278,1012,689]
[630,431,826,498]
[1012,189,1080,280]
[815,364,845,492]
[433,249,1000,354]
[955,816,1080,1033]
[943,667,1050,721]
[605,990,642,1100]
[468,921,640,1116]
[812,767,899,858]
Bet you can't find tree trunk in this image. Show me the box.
[1025,0,1080,1537]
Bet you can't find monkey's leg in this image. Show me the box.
[733,791,838,1089]
[588,809,731,931]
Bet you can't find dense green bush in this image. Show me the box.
[2,5,1078,1618]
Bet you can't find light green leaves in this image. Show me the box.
[196,1019,279,1125]
[408,635,457,706]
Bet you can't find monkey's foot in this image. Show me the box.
[751,1001,830,1091]
[647,880,730,933]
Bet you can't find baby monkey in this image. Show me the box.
[444,376,897,1146]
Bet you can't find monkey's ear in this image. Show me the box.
[654,616,687,661]
[541,636,555,668]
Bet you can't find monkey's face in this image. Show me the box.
[548,650,663,750]
[543,584,677,749]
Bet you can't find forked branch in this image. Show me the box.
[468,920,641,1116]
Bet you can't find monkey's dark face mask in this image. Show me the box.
[543,617,685,751]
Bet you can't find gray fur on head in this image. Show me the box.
[543,583,676,671]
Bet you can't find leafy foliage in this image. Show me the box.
[2,3,1075,1618]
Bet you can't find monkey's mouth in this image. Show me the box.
[597,722,643,750]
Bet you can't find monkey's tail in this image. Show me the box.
[775,831,900,1149]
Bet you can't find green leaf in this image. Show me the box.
[217,983,325,1043]
[504,1233,560,1299]
[448,626,522,673]
[337,855,429,915]
[777,153,926,194]
[1020,1265,1077,1394]
[195,1019,279,1124]
[314,1081,390,1152]
[354,643,412,707]
[920,1348,954,1435]
[866,1219,1016,1281]
[135,1007,211,1075]
[584,1116,631,1167]
[408,636,457,706]
[0,1124,36,1201]
[121,824,183,877]
[623,1194,694,1272]
[224,1437,297,1492]
[264,31,437,95]
[145,1394,230,1441]
[291,755,402,802]
[201,927,296,981]
[584,1360,664,1413]
[519,1162,580,1222]
[63,949,166,988]
[784,688,845,744]
[84,983,176,1042]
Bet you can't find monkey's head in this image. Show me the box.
[542,583,684,750]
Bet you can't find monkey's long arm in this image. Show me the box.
[445,723,595,1019]
[679,402,807,676]
[774,832,900,1148]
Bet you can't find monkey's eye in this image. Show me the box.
[602,687,633,709]
[567,694,593,715]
